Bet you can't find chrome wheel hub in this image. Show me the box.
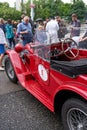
[67,108,87,130]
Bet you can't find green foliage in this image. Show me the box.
[70,0,86,20]
[0,2,9,8]
[0,8,21,20]
[0,0,87,22]
[25,0,87,22]
[0,2,21,21]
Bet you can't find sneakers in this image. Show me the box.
[0,67,5,71]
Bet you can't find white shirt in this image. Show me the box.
[46,19,59,43]
[0,28,6,44]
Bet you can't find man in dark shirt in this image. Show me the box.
[70,13,81,38]
[55,16,67,40]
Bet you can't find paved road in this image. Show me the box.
[0,71,63,130]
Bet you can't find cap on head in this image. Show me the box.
[72,13,77,17]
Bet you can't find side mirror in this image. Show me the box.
[15,43,23,53]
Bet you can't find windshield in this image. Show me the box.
[32,31,50,60]
[32,24,87,61]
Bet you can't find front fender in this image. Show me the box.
[54,82,87,102]
[6,50,28,75]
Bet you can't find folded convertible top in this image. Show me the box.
[51,58,87,78]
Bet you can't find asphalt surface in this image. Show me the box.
[0,71,63,130]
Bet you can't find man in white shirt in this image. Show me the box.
[46,17,59,44]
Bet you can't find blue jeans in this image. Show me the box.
[22,37,32,46]
[7,38,15,48]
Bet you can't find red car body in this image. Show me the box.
[5,38,87,130]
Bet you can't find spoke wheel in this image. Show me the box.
[62,38,79,60]
[67,108,87,130]
[61,98,87,130]
[5,56,18,83]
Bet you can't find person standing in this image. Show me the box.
[70,13,81,38]
[46,17,59,44]
[78,30,87,49]
[0,18,6,34]
[0,28,7,70]
[17,16,33,46]
[5,19,15,49]
[44,18,50,30]
[34,25,47,44]
[55,16,67,39]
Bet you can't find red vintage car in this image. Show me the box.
[5,31,87,130]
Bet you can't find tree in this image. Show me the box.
[0,2,9,8]
[70,0,86,20]
[25,0,64,20]
[0,2,21,21]
[0,0,86,22]
[60,3,72,20]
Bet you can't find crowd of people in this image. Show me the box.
[0,13,87,71]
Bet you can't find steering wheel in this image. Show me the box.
[61,38,79,60]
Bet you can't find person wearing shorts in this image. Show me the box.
[0,28,7,70]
